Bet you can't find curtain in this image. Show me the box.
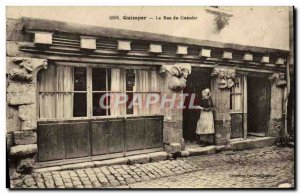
[133,70,163,115]
[56,66,73,118]
[232,77,242,111]
[149,70,164,114]
[39,65,56,118]
[110,69,126,116]
[39,65,73,119]
[133,70,149,115]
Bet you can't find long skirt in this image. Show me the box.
[196,111,214,134]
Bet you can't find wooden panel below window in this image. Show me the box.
[64,122,90,159]
[37,116,163,163]
[125,118,145,151]
[144,118,162,148]
[230,113,243,138]
[108,119,125,153]
[91,121,109,155]
[38,123,65,162]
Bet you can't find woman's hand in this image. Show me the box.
[195,106,204,110]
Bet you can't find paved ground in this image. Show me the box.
[10,146,294,189]
[129,146,294,188]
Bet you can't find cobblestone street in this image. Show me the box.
[10,146,294,189]
[129,146,294,188]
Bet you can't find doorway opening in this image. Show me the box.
[247,76,271,137]
[183,67,211,144]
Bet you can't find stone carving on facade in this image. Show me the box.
[8,58,48,82]
[159,64,192,92]
[211,67,236,89]
[269,73,287,88]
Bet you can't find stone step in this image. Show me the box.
[229,137,276,151]
[185,146,216,156]
[184,137,276,157]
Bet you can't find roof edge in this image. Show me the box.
[19,17,289,54]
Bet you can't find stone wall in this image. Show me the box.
[7,56,48,175]
[159,64,191,153]
[269,82,285,140]
[162,92,185,153]
[211,79,231,145]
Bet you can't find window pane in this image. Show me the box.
[134,70,150,92]
[230,76,243,111]
[38,65,56,92]
[126,69,135,91]
[74,67,86,91]
[93,93,109,116]
[92,68,107,91]
[39,93,56,118]
[73,93,87,117]
[231,94,242,111]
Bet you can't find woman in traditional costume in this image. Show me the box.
[196,88,215,145]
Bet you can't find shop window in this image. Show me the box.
[230,76,243,112]
[38,65,162,119]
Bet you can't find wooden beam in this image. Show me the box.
[276,58,285,65]
[223,51,232,59]
[176,45,188,55]
[80,36,96,50]
[22,17,289,55]
[261,56,270,63]
[149,44,162,53]
[199,48,211,57]
[243,53,253,61]
[34,32,52,45]
[117,40,131,51]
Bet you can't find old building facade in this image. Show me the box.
[6,17,292,174]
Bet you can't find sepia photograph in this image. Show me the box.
[6,6,295,189]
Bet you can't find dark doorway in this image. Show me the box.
[247,76,271,136]
[183,67,211,143]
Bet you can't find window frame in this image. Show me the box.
[230,76,244,113]
[37,65,89,121]
[37,63,162,121]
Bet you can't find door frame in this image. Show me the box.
[230,75,247,139]
[182,67,211,143]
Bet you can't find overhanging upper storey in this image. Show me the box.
[8,17,289,72]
